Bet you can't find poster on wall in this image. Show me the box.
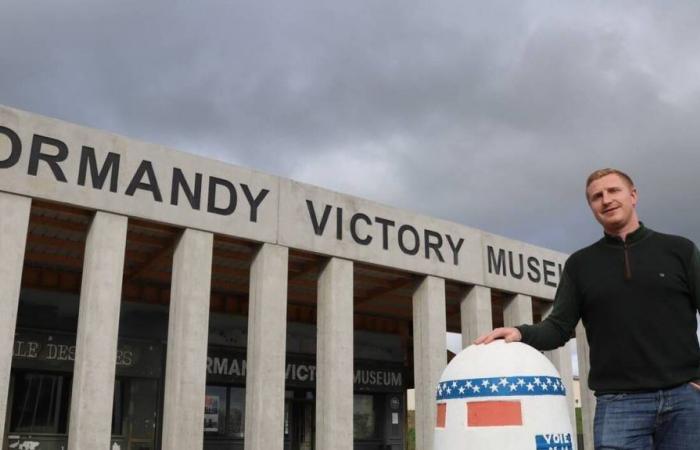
[204,396,220,432]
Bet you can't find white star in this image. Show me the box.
[446,388,452,394]
[546,378,552,385]
[465,381,473,388]
[452,381,458,388]
[541,384,549,391]
[499,378,508,386]
[481,380,490,387]
[552,384,559,391]
[458,387,465,394]
[526,383,534,391]
[534,378,542,386]
[517,378,525,386]
[509,383,518,391]
[490,384,499,393]
[472,386,480,393]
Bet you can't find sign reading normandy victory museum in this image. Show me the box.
[0,105,566,299]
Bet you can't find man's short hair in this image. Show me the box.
[586,168,634,189]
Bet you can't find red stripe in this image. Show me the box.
[466,400,522,427]
[436,403,446,428]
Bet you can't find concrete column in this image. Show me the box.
[68,212,128,450]
[503,293,533,326]
[542,305,577,449]
[460,285,492,349]
[412,276,446,450]
[316,258,353,450]
[244,244,289,450]
[0,193,31,444]
[576,322,595,450]
[161,229,213,450]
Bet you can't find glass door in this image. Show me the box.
[291,396,314,450]
[3,374,13,450]
[126,379,158,450]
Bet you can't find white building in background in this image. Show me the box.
[0,105,594,450]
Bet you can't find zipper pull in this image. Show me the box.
[623,243,632,280]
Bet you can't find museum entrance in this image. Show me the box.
[4,372,159,450]
[124,379,159,450]
[289,392,314,450]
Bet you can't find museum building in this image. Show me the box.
[0,105,587,450]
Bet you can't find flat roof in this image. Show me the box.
[1,104,567,301]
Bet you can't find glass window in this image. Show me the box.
[353,394,377,439]
[204,386,227,435]
[112,379,124,435]
[126,378,158,441]
[10,373,71,434]
[226,387,245,438]
[284,400,290,436]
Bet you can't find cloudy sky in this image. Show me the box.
[3,1,700,255]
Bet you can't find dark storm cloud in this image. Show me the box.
[3,0,700,253]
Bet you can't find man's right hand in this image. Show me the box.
[474,327,522,345]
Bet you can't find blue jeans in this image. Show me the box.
[594,382,700,449]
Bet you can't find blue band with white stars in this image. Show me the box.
[436,376,567,400]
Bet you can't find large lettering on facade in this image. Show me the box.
[2,106,571,294]
[0,126,270,220]
[482,234,567,299]
[305,200,464,265]
[12,332,162,378]
[487,245,563,288]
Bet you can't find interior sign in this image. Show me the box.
[14,337,134,367]
[207,353,403,389]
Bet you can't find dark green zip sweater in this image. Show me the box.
[517,224,700,393]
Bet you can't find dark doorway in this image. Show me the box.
[290,393,314,450]
[125,379,158,450]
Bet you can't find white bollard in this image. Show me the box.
[434,341,574,450]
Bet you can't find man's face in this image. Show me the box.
[586,174,638,232]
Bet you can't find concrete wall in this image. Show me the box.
[0,105,567,300]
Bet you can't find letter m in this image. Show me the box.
[78,146,120,192]
[213,358,228,375]
[487,246,507,276]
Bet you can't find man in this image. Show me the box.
[476,168,700,449]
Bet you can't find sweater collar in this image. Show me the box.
[603,222,651,245]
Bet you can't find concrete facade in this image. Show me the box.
[412,276,447,450]
[459,285,492,348]
[503,293,534,326]
[161,229,214,450]
[68,212,128,450]
[0,105,593,450]
[278,178,485,285]
[0,193,31,444]
[0,106,279,244]
[244,244,289,450]
[0,105,568,292]
[316,258,354,450]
